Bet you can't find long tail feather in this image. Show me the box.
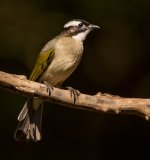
[14,98,43,141]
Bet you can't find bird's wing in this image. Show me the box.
[29,48,55,81]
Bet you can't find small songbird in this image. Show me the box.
[14,19,100,141]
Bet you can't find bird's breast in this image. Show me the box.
[55,37,83,69]
[42,37,83,86]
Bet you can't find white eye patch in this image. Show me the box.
[64,21,81,28]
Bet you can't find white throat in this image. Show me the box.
[72,30,90,41]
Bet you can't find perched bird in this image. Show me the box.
[14,19,100,141]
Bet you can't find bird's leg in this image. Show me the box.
[66,87,80,104]
[43,81,54,96]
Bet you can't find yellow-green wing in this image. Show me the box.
[29,48,55,81]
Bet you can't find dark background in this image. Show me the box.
[0,0,150,159]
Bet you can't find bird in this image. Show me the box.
[14,19,100,141]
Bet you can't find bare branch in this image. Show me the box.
[0,71,150,120]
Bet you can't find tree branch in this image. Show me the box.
[0,71,150,120]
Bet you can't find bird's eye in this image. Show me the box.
[78,23,83,27]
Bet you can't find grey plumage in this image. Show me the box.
[14,19,99,141]
[14,98,43,141]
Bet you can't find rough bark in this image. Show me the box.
[0,71,150,120]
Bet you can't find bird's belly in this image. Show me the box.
[42,54,81,86]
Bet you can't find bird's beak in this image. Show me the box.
[88,24,100,30]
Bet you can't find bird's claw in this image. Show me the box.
[66,87,80,104]
[44,81,54,96]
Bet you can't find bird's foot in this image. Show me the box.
[66,86,80,104]
[43,81,54,96]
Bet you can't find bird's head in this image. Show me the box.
[63,19,100,41]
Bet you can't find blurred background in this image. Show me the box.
[0,0,150,159]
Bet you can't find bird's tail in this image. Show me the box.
[14,98,43,141]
